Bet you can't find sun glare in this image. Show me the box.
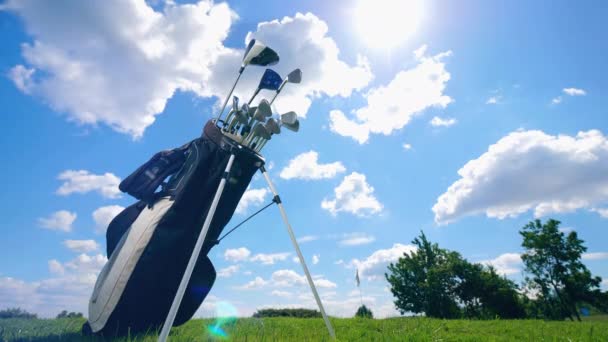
[354,0,424,50]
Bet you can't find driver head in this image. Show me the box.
[280,111,298,125]
[243,39,279,67]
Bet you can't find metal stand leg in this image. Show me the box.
[158,154,237,342]
[260,167,336,339]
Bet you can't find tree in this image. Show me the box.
[385,231,461,318]
[355,305,373,318]
[520,219,606,321]
[56,310,83,319]
[386,231,526,319]
[0,307,37,319]
[252,308,321,318]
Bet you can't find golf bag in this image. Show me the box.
[85,121,264,336]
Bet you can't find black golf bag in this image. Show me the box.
[85,121,264,336]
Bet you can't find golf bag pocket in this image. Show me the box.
[119,143,191,202]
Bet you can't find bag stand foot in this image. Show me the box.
[260,166,336,339]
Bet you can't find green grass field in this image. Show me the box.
[1,316,607,341]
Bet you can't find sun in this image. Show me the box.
[354,0,424,50]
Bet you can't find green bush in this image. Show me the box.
[0,308,37,319]
[355,305,374,318]
[252,308,321,318]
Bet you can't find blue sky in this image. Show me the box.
[0,0,607,318]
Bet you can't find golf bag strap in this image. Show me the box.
[214,196,280,245]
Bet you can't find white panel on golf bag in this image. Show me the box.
[88,198,174,332]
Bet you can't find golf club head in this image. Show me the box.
[287,69,302,84]
[282,119,300,132]
[258,69,283,91]
[243,39,279,67]
[232,96,239,112]
[265,118,281,135]
[280,111,298,125]
[255,99,272,119]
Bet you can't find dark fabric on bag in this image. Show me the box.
[118,143,190,202]
[94,121,264,336]
[105,201,146,257]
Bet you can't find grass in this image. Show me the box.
[1,316,607,341]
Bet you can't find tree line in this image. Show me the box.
[386,219,608,320]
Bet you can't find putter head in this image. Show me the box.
[282,119,300,132]
[287,69,302,84]
[258,69,283,91]
[280,111,298,125]
[243,39,279,67]
[265,118,280,135]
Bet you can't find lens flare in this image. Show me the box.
[207,301,239,339]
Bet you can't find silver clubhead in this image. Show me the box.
[287,69,302,84]
[282,119,300,132]
[280,111,298,125]
[265,118,280,135]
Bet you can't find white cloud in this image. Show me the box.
[433,130,608,224]
[4,3,372,138]
[297,235,319,243]
[92,205,125,233]
[250,252,290,265]
[563,87,586,96]
[551,96,562,105]
[235,188,269,214]
[57,170,121,199]
[582,252,608,260]
[329,46,452,144]
[271,269,336,289]
[236,276,267,290]
[321,172,383,217]
[217,265,240,278]
[312,254,320,265]
[279,151,346,180]
[486,96,501,104]
[403,143,412,150]
[0,253,107,317]
[334,259,344,265]
[430,116,456,127]
[271,290,292,298]
[338,233,376,246]
[48,260,64,275]
[591,208,608,218]
[351,243,416,280]
[237,13,373,117]
[479,253,522,276]
[224,247,251,262]
[38,210,76,232]
[3,0,236,138]
[63,239,100,253]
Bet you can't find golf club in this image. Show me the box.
[269,69,302,105]
[214,39,279,126]
[256,118,280,151]
[248,69,283,105]
[243,99,272,138]
[223,96,240,131]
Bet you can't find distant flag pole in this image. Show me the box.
[356,269,363,307]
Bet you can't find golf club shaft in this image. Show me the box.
[269,81,286,105]
[260,169,336,339]
[158,154,236,342]
[215,67,244,123]
[248,88,261,105]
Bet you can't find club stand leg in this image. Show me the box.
[260,167,336,339]
[158,154,237,342]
